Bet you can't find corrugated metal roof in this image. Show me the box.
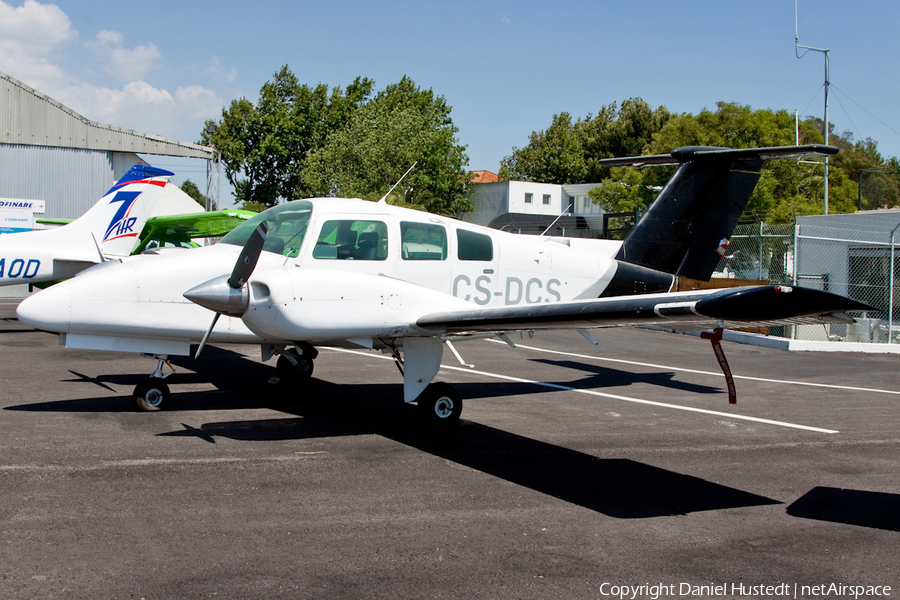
[798,210,900,234]
[1,70,213,160]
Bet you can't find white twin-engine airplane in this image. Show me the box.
[17,144,870,426]
[0,164,174,287]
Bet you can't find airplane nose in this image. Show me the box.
[16,284,71,333]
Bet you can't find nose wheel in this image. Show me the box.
[134,378,171,412]
[133,356,174,411]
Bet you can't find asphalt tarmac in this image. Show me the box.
[1,298,898,599]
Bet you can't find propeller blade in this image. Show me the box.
[228,221,268,289]
[195,312,220,359]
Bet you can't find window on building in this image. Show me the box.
[542,194,551,205]
[457,229,493,261]
[401,221,447,260]
[312,219,388,260]
[524,193,533,204]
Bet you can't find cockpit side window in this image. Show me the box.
[312,220,388,260]
[219,201,313,258]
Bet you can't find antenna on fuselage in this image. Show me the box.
[540,203,573,237]
[378,162,418,204]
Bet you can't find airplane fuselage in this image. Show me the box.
[17,198,633,354]
[0,230,98,285]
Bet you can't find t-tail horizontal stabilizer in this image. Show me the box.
[598,144,838,284]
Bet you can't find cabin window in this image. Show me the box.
[524,193,533,204]
[456,229,493,261]
[543,194,551,205]
[400,221,447,260]
[312,219,388,260]
[220,200,312,258]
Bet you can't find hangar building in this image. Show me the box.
[0,70,215,297]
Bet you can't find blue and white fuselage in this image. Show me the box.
[0,164,172,286]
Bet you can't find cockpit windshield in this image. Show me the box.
[219,201,313,258]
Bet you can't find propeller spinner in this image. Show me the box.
[184,221,268,357]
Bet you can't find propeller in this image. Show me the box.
[229,220,268,288]
[185,221,268,358]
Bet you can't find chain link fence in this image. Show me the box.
[793,216,900,343]
[712,222,795,284]
[710,216,900,344]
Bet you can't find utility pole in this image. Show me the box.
[205,123,220,214]
[795,0,830,214]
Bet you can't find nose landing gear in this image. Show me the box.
[133,356,174,412]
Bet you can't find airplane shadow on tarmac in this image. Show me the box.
[7,344,780,519]
[787,487,900,532]
[528,358,724,395]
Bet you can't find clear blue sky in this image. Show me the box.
[2,0,898,205]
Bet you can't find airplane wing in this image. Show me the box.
[35,218,74,226]
[416,285,871,334]
[133,210,256,253]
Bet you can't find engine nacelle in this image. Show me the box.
[241,268,473,342]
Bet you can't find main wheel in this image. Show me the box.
[417,382,462,429]
[276,348,314,382]
[134,379,170,412]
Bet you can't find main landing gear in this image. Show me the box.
[416,382,463,429]
[387,338,463,430]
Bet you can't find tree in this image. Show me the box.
[300,76,471,215]
[579,98,671,181]
[179,180,210,209]
[200,69,469,214]
[589,102,897,222]
[240,201,268,214]
[499,112,587,184]
[498,99,671,184]
[199,66,373,208]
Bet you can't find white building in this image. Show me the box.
[462,174,606,236]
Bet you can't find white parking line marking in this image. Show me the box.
[325,347,839,434]
[489,339,900,396]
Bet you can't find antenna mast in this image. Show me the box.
[378,162,418,204]
[795,0,831,214]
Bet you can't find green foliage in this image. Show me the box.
[199,68,469,214]
[180,180,209,209]
[587,167,654,214]
[588,101,898,222]
[240,200,268,213]
[499,99,670,184]
[300,76,471,216]
[499,112,587,184]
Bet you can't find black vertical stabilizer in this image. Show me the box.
[601,145,837,282]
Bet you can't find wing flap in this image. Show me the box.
[417,286,871,334]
